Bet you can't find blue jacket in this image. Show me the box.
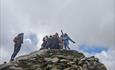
[63,35,75,45]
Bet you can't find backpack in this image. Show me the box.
[13,36,20,43]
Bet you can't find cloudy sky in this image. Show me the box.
[0,0,115,70]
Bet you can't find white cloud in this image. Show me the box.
[82,47,115,70]
[95,48,115,70]
[1,0,115,48]
[0,46,11,64]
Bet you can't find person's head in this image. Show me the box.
[49,35,52,38]
[45,35,48,39]
[54,33,59,38]
[55,33,58,36]
[64,33,68,36]
[43,37,46,41]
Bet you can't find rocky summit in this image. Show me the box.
[0,49,107,70]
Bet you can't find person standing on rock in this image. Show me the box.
[61,30,75,50]
[52,33,60,49]
[41,36,48,49]
[10,33,24,61]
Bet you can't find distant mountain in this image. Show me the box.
[0,49,107,70]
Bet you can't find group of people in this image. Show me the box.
[41,30,75,50]
[10,30,75,61]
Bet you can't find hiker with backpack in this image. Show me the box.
[10,33,24,61]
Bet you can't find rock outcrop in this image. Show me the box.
[0,49,107,70]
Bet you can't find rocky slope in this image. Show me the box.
[0,49,107,70]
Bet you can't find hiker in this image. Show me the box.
[46,35,53,49]
[52,33,60,49]
[62,33,75,50]
[59,35,63,49]
[41,36,48,49]
[10,33,24,61]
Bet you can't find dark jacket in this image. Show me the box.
[13,34,24,44]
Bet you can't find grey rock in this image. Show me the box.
[0,62,12,70]
[0,49,107,70]
[8,66,23,70]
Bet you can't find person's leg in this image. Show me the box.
[66,45,70,50]
[10,44,21,61]
[10,44,17,61]
[57,44,60,49]
[64,43,67,50]
[45,43,48,49]
[64,43,70,50]
[55,44,59,49]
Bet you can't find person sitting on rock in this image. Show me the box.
[62,33,75,50]
[10,33,24,61]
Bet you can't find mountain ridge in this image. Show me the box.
[0,49,107,70]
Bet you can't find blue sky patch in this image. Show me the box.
[79,44,108,54]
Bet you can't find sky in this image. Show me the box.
[0,0,115,70]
